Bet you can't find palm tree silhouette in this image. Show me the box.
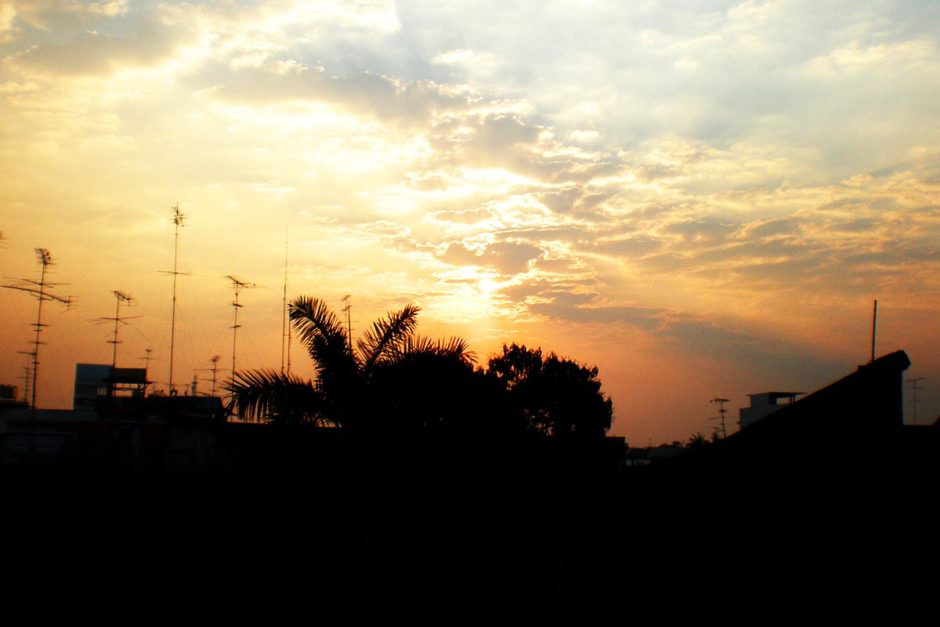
[227,296,473,427]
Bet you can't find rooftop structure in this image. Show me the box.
[74,363,148,411]
[739,391,803,430]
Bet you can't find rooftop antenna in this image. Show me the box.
[17,350,32,404]
[907,377,925,425]
[226,275,256,379]
[281,226,291,374]
[342,294,353,354]
[710,397,730,439]
[208,355,221,396]
[99,290,135,367]
[160,204,189,395]
[139,347,156,394]
[870,299,878,363]
[1,248,73,453]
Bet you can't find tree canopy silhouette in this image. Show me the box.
[485,343,613,441]
[227,296,474,429]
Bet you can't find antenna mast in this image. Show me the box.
[281,230,291,374]
[907,377,925,425]
[870,299,878,363]
[2,248,73,456]
[209,355,221,396]
[2,248,73,412]
[226,275,256,378]
[161,205,189,395]
[101,290,134,367]
[710,397,730,439]
[342,295,353,354]
[17,351,32,404]
[139,348,155,394]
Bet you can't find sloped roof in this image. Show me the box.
[714,350,910,461]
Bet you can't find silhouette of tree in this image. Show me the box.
[226,368,326,425]
[367,345,487,435]
[485,344,613,441]
[227,296,474,428]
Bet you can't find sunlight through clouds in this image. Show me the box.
[1,0,938,443]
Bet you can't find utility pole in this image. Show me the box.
[226,275,255,379]
[870,299,878,363]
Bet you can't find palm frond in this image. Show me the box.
[357,304,420,369]
[225,368,327,425]
[290,296,357,373]
[397,334,476,365]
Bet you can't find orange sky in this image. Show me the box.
[2,1,938,443]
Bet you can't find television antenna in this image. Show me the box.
[17,350,32,404]
[1,248,73,454]
[208,355,222,397]
[342,294,353,354]
[139,348,156,394]
[159,204,190,395]
[194,355,226,398]
[226,275,256,378]
[281,228,291,374]
[97,290,136,367]
[907,377,926,425]
[710,397,730,439]
[140,347,156,370]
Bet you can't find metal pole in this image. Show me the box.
[169,206,183,394]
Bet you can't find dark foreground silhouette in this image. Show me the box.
[4,351,938,617]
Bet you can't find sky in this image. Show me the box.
[1,0,938,444]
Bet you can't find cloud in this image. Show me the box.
[203,64,467,128]
[12,26,180,75]
[440,240,543,275]
[3,3,185,75]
